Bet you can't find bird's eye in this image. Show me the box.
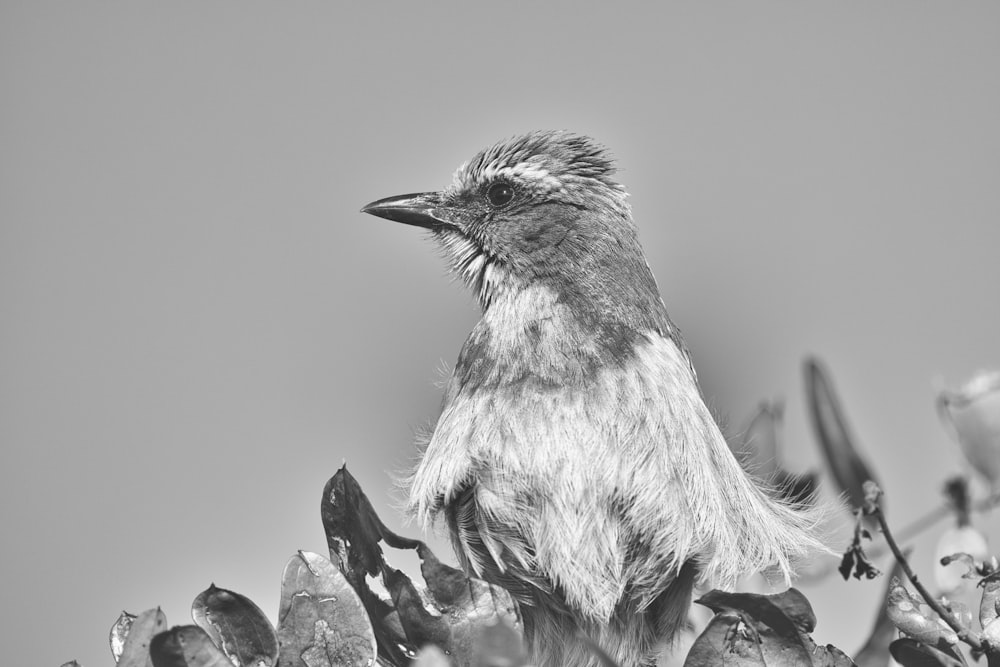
[485,181,515,208]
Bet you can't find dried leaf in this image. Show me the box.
[119,608,169,667]
[276,551,377,667]
[320,466,519,666]
[148,625,233,667]
[804,358,881,519]
[839,525,881,582]
[192,584,278,667]
[888,637,967,667]
[885,579,958,647]
[111,610,137,663]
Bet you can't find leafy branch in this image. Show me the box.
[862,481,995,659]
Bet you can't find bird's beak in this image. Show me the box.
[360,192,452,230]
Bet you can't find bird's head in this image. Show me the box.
[362,131,668,333]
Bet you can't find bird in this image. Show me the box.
[361,131,828,667]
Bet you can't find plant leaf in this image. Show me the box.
[118,607,169,667]
[885,578,958,647]
[320,465,519,666]
[888,638,967,667]
[192,583,278,667]
[683,614,766,666]
[804,358,881,517]
[697,589,817,636]
[276,551,378,667]
[111,610,138,663]
[980,577,1000,628]
[689,589,855,666]
[148,625,233,667]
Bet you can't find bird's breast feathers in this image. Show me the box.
[411,282,701,516]
[409,283,825,618]
[409,284,706,610]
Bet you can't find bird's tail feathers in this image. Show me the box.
[682,424,837,591]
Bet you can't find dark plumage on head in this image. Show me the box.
[437,131,637,304]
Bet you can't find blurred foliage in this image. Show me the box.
[732,402,818,508]
[63,359,1000,666]
[804,357,881,523]
[937,371,1000,488]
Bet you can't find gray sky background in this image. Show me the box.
[2,3,999,666]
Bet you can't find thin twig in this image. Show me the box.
[869,499,990,654]
[866,489,1000,559]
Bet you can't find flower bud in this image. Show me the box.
[937,371,1000,486]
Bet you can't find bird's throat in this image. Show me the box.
[453,284,647,393]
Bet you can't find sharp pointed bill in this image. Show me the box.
[360,192,453,229]
[361,188,504,306]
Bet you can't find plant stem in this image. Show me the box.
[870,502,992,655]
[866,489,1000,559]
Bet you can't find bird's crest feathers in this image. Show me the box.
[450,130,625,196]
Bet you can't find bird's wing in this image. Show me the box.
[444,483,564,611]
[664,319,699,384]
